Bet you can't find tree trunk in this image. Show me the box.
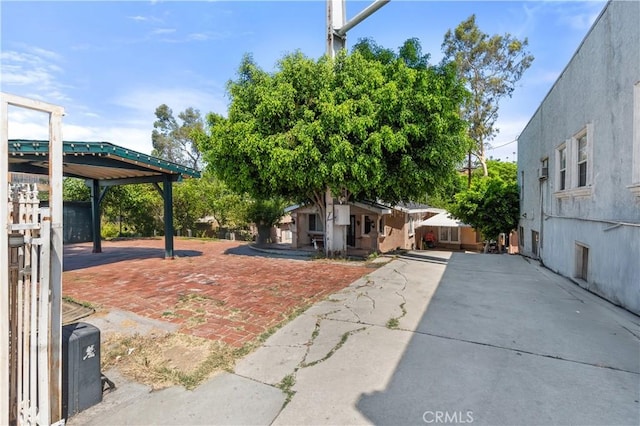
[256,224,271,245]
[479,136,488,177]
[480,156,488,177]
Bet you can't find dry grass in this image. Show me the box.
[101,332,242,390]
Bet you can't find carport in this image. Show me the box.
[8,139,200,258]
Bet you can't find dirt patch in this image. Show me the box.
[101,331,244,390]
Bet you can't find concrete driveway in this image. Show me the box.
[70,250,640,426]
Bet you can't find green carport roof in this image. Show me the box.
[8,139,200,184]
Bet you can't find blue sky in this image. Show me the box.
[1,0,606,161]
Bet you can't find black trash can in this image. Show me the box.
[62,322,102,419]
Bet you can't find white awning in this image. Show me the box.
[417,212,471,228]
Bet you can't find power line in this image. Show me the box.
[488,138,518,150]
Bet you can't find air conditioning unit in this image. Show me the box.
[538,167,549,180]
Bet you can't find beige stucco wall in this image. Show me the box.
[378,209,406,252]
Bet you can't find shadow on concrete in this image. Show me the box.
[395,251,450,265]
[63,246,202,271]
[355,252,640,425]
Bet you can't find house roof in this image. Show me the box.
[287,200,443,216]
[8,139,200,184]
[394,201,438,213]
[417,212,471,228]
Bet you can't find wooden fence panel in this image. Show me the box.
[8,184,51,425]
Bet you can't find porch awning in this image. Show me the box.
[417,212,471,228]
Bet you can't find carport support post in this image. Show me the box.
[163,175,174,258]
[90,179,102,253]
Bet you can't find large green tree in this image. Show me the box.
[449,160,519,248]
[101,184,162,237]
[152,104,204,170]
[172,171,251,234]
[442,15,533,178]
[245,197,287,245]
[201,40,470,253]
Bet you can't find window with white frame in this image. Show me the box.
[378,217,386,236]
[308,213,323,232]
[408,216,415,236]
[555,124,593,195]
[577,131,588,187]
[439,227,459,243]
[557,144,567,190]
[361,215,374,235]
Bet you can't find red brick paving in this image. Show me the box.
[63,238,371,346]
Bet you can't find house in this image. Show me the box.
[416,211,482,251]
[289,201,481,254]
[517,1,640,314]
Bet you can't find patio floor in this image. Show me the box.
[63,238,372,347]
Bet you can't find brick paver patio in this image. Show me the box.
[63,238,372,346]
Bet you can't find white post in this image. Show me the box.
[48,107,64,423]
[325,0,389,256]
[326,0,346,58]
[1,92,11,426]
[1,92,65,424]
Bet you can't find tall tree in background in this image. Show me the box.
[201,42,470,255]
[449,159,519,250]
[152,104,204,170]
[442,15,533,179]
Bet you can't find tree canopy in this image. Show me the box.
[449,160,519,243]
[152,104,205,170]
[201,39,471,216]
[442,15,533,177]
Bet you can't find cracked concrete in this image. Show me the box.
[244,250,638,425]
[70,250,639,425]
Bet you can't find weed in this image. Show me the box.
[62,295,96,310]
[302,327,366,368]
[277,373,297,407]
[386,317,399,329]
[386,301,407,329]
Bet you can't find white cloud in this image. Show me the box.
[151,28,176,35]
[553,1,606,31]
[28,46,62,61]
[128,15,149,22]
[187,33,210,41]
[6,86,227,156]
[110,87,227,120]
[0,47,69,102]
[7,108,154,154]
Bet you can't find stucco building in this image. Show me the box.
[517,1,640,314]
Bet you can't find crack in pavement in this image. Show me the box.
[414,329,640,375]
[356,292,376,310]
[393,268,408,292]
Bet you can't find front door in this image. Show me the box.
[347,215,356,246]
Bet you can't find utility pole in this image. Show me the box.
[324,0,389,256]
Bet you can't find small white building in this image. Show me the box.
[517,1,640,314]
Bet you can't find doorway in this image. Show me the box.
[347,215,356,246]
